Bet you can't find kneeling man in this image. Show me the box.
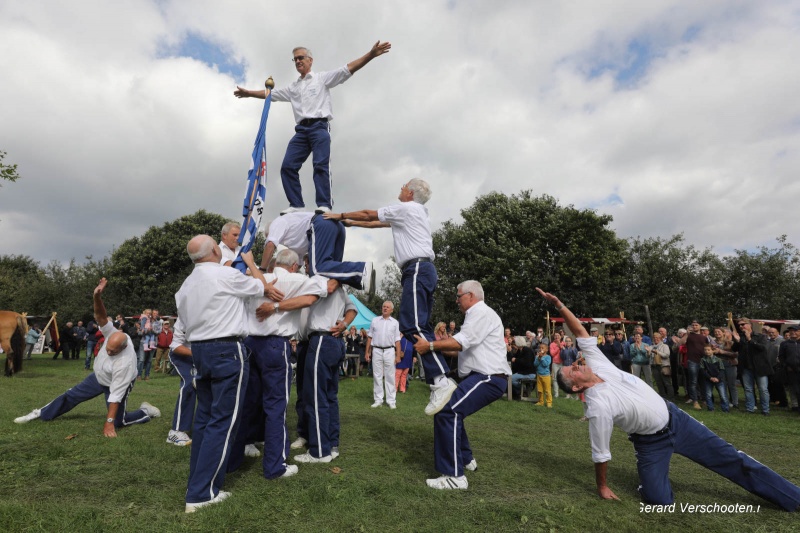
[15,278,160,436]
[538,287,800,511]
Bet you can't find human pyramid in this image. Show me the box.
[13,42,800,515]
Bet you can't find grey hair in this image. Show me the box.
[407,178,431,205]
[275,248,300,268]
[293,46,312,58]
[221,221,240,236]
[556,367,582,394]
[457,280,484,300]
[382,301,395,309]
[187,237,215,262]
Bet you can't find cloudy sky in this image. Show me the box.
[1,1,798,283]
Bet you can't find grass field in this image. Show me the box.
[1,354,798,532]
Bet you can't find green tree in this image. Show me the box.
[105,210,231,315]
[718,236,800,320]
[0,255,49,314]
[624,235,727,331]
[0,150,20,186]
[432,192,629,333]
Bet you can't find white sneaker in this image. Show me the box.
[425,378,458,416]
[185,491,230,513]
[314,206,331,214]
[465,459,478,471]
[389,404,396,410]
[167,429,192,446]
[290,436,308,450]
[140,402,161,418]
[244,444,261,457]
[294,452,332,463]
[331,446,340,459]
[361,262,373,293]
[426,475,468,490]
[371,401,382,408]
[14,408,41,424]
[280,206,304,215]
[281,464,299,478]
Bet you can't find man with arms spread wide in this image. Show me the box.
[537,288,800,511]
[234,42,390,214]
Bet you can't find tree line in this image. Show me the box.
[2,194,799,333]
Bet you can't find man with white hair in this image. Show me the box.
[228,248,330,479]
[414,280,511,490]
[326,178,456,416]
[234,41,391,214]
[538,288,800,511]
[14,278,160,435]
[175,235,270,513]
[219,222,241,266]
[366,301,402,409]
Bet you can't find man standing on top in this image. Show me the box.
[324,178,457,416]
[234,41,391,214]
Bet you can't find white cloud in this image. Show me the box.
[1,0,798,286]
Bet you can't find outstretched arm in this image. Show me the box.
[535,288,589,338]
[93,278,110,327]
[234,86,268,99]
[347,41,391,74]
[324,210,380,222]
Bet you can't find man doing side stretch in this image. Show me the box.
[15,278,160,435]
[414,280,511,490]
[537,288,800,511]
[234,41,391,214]
[325,178,456,416]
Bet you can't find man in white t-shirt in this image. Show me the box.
[219,222,241,266]
[414,280,511,490]
[234,42,391,214]
[366,301,402,409]
[537,288,800,512]
[325,178,456,416]
[14,278,160,436]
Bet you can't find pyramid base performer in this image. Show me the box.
[325,178,456,416]
[537,287,800,511]
[14,278,160,436]
[414,280,511,490]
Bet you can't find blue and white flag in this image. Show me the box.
[232,94,272,273]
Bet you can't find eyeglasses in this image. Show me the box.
[292,55,308,62]
[455,292,471,300]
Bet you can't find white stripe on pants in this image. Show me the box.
[372,347,397,406]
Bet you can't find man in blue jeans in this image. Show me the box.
[233,41,391,214]
[540,288,800,511]
[733,318,772,415]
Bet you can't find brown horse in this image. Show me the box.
[0,311,28,376]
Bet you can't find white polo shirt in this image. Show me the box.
[219,241,241,265]
[247,269,328,337]
[307,287,356,333]
[170,317,188,351]
[368,316,401,348]
[271,67,352,123]
[266,212,313,258]
[577,337,670,463]
[175,262,264,341]
[377,201,435,266]
[453,301,511,378]
[93,321,138,403]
